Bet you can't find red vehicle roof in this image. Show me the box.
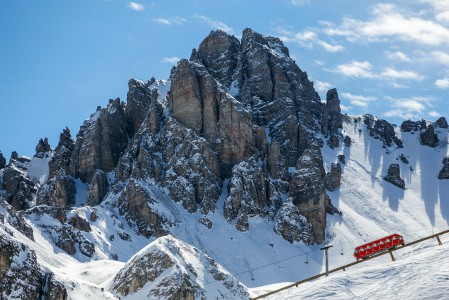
[354,234,404,260]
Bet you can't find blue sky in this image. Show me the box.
[1,0,449,157]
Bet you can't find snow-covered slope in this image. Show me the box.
[252,236,449,299]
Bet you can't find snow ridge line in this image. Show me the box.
[251,228,449,300]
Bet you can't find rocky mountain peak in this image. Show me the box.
[0,151,6,169]
[112,235,249,299]
[34,138,51,159]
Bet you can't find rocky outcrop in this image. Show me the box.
[322,88,342,148]
[0,199,34,240]
[0,152,5,169]
[34,138,51,159]
[384,163,405,189]
[435,117,448,129]
[118,179,173,238]
[344,135,352,147]
[2,165,37,211]
[401,119,426,132]
[224,159,281,231]
[323,163,342,191]
[126,79,154,137]
[274,201,312,243]
[86,170,108,206]
[49,128,75,178]
[55,225,95,257]
[69,99,128,183]
[36,170,76,208]
[420,124,439,147]
[438,157,449,179]
[366,116,403,148]
[0,231,45,300]
[289,150,330,244]
[44,274,68,300]
[112,235,249,299]
[68,215,91,232]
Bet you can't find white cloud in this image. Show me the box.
[428,110,440,117]
[435,77,449,88]
[341,92,376,107]
[436,11,449,24]
[161,57,180,65]
[385,50,411,62]
[324,3,449,46]
[153,17,186,26]
[335,61,375,78]
[384,96,433,119]
[380,68,424,80]
[128,2,144,11]
[317,40,344,52]
[194,15,233,34]
[291,0,310,5]
[314,80,332,93]
[432,51,449,65]
[277,28,344,52]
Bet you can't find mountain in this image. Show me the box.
[1,28,449,299]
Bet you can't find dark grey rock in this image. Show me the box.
[273,201,312,244]
[322,88,342,148]
[0,152,6,169]
[367,117,403,148]
[420,124,439,147]
[68,215,91,232]
[384,163,405,189]
[2,166,37,211]
[86,170,108,206]
[323,163,342,191]
[438,157,449,179]
[34,138,51,158]
[435,117,448,129]
[344,135,352,147]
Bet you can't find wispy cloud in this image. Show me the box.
[384,96,433,119]
[324,3,449,46]
[194,15,233,34]
[385,50,411,62]
[153,17,186,26]
[314,80,332,93]
[128,2,144,11]
[435,77,449,88]
[161,57,180,65]
[335,61,423,81]
[432,51,449,65]
[291,0,310,5]
[278,28,344,52]
[341,92,376,107]
[335,61,375,78]
[380,68,424,80]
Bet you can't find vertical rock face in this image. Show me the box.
[289,150,330,244]
[322,88,342,148]
[118,179,173,238]
[274,201,312,243]
[0,151,6,169]
[49,127,75,178]
[69,98,128,183]
[323,163,342,191]
[196,30,240,89]
[86,170,108,206]
[126,78,161,137]
[438,157,449,179]
[420,124,439,147]
[2,166,37,210]
[384,163,405,189]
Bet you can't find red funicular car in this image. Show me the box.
[353,234,405,260]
